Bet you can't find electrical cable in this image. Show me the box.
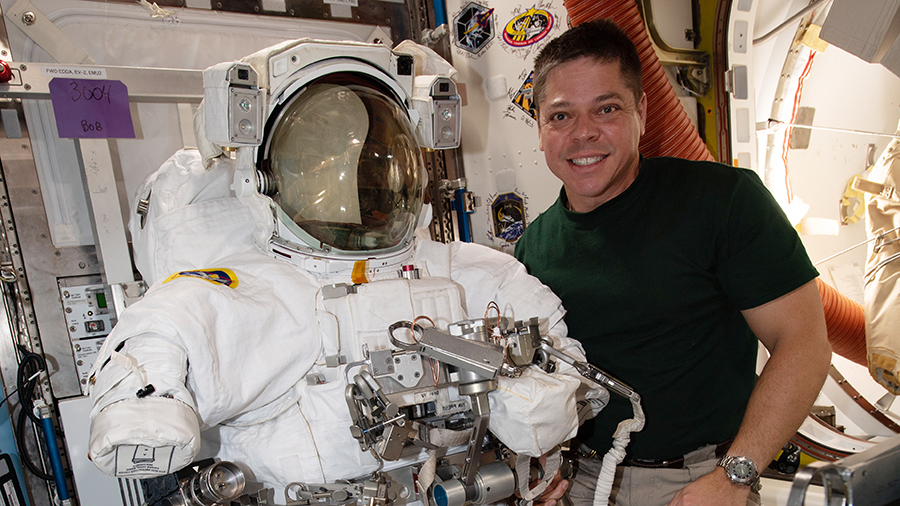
[0,370,39,408]
[768,119,900,140]
[17,351,45,424]
[15,403,53,481]
[814,225,900,266]
[11,349,55,482]
[412,316,442,386]
[0,387,16,408]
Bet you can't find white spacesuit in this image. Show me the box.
[86,39,598,504]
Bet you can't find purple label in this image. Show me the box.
[49,78,135,139]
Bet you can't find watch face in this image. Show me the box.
[723,456,758,485]
[731,460,753,478]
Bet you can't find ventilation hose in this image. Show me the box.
[816,278,866,366]
[562,0,715,163]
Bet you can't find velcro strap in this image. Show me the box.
[111,350,149,386]
[852,177,898,201]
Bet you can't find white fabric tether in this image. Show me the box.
[109,350,149,389]
[416,427,471,492]
[593,396,646,506]
[516,447,562,506]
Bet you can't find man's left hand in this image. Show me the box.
[518,451,570,506]
[666,468,751,506]
[530,474,568,506]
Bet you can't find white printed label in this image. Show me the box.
[42,66,108,79]
[323,0,358,6]
[115,445,175,477]
[436,400,468,416]
[414,389,442,404]
[3,481,20,506]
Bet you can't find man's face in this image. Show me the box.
[537,57,646,213]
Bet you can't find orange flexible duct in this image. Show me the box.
[563,0,715,162]
[563,1,869,364]
[816,278,866,366]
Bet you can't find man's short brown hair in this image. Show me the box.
[533,19,643,113]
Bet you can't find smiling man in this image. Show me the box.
[514,19,831,506]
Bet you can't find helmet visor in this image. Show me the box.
[267,77,424,253]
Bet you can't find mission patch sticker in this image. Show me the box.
[454,2,496,55]
[502,6,553,47]
[491,192,526,243]
[512,71,537,120]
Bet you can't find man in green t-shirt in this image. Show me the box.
[513,19,831,506]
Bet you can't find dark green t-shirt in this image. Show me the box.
[514,157,818,460]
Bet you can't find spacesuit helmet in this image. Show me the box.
[201,40,459,270]
[260,71,425,257]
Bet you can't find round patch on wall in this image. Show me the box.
[502,6,553,47]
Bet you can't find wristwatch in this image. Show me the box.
[716,455,759,486]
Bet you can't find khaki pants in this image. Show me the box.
[568,444,762,506]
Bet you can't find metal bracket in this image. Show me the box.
[787,433,900,506]
[0,62,202,102]
[440,178,467,199]
[5,0,93,64]
[75,138,133,286]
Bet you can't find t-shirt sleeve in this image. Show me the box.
[714,169,819,310]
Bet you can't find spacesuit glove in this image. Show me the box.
[88,336,200,478]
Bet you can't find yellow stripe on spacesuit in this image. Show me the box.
[163,268,239,289]
[351,260,370,284]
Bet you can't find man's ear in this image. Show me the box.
[638,92,648,136]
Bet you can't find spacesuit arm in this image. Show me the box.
[416,240,605,456]
[88,329,201,478]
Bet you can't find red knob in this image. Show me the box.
[0,61,12,83]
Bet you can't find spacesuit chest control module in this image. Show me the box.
[86,38,639,506]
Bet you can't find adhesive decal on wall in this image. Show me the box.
[490,192,527,243]
[502,6,553,47]
[453,2,496,57]
[511,71,536,120]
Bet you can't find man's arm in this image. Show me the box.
[668,279,831,506]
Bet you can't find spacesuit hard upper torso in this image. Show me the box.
[86,150,584,501]
[90,241,576,492]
